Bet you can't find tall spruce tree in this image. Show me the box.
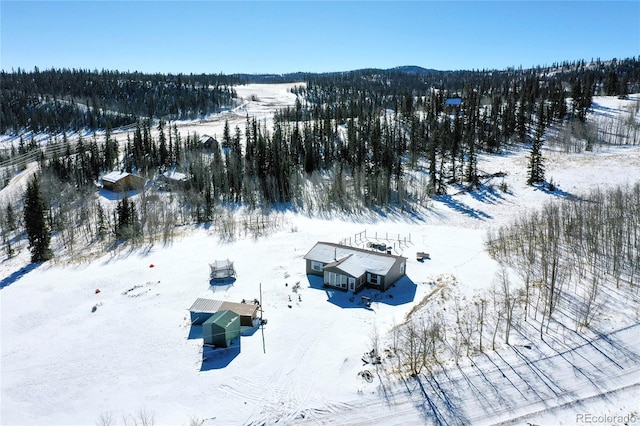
[24,176,51,262]
[115,196,141,240]
[527,102,546,185]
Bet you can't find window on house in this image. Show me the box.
[311,261,323,272]
[368,273,379,285]
[325,272,338,287]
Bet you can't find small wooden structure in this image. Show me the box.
[102,171,145,192]
[199,134,218,150]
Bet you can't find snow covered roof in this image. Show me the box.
[162,170,187,181]
[102,171,130,183]
[199,134,216,144]
[304,242,404,277]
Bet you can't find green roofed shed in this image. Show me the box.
[202,310,240,348]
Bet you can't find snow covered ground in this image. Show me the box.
[1,87,639,425]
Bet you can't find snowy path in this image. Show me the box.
[0,161,38,202]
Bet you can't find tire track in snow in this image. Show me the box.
[243,317,335,425]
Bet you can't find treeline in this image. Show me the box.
[290,57,639,117]
[269,57,640,200]
[0,68,245,133]
[277,74,565,200]
[0,115,304,257]
[2,57,639,258]
[3,58,638,135]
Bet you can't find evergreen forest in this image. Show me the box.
[1,57,640,257]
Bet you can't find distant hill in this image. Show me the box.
[235,66,440,83]
[390,65,440,75]
[3,57,638,134]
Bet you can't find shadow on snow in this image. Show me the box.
[0,263,40,290]
[433,194,493,220]
[208,277,236,293]
[306,274,417,309]
[98,188,142,201]
[467,184,507,205]
[200,339,241,371]
[187,324,203,340]
[532,181,575,199]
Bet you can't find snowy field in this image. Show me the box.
[1,86,640,425]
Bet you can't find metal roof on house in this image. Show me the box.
[189,298,224,313]
[304,242,404,277]
[189,298,258,317]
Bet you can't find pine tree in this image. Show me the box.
[115,196,141,240]
[465,136,479,188]
[96,201,107,240]
[5,203,17,232]
[618,75,629,99]
[516,91,528,142]
[222,120,232,149]
[158,120,168,167]
[604,70,618,96]
[527,102,546,185]
[23,176,51,262]
[427,127,437,195]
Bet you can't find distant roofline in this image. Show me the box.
[102,171,131,183]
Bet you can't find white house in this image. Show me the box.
[304,242,407,293]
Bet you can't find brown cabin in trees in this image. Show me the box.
[199,135,218,150]
[101,171,145,192]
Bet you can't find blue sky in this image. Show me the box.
[1,1,638,74]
